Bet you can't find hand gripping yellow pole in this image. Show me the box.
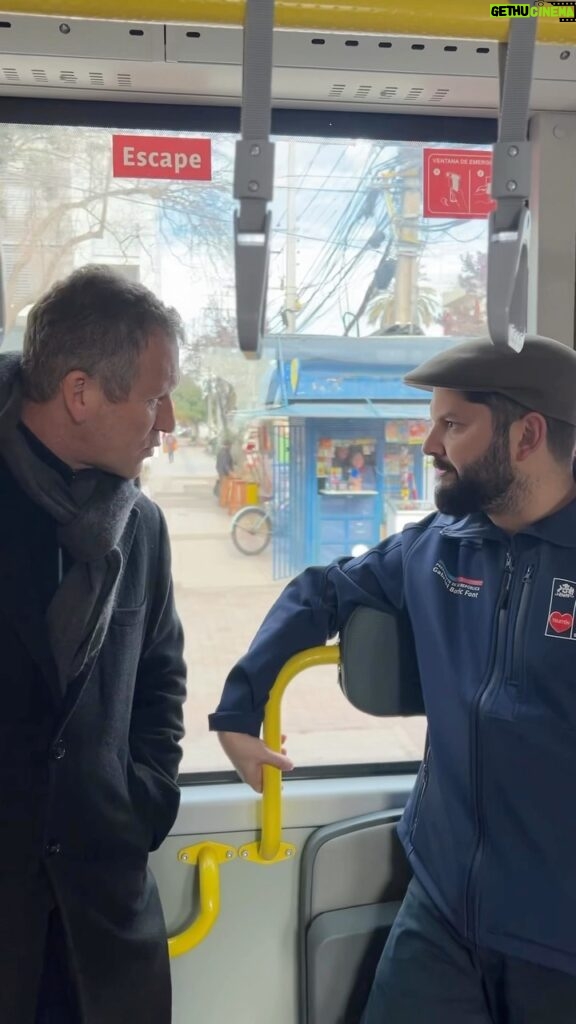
[239,644,341,865]
[168,645,341,952]
[168,840,236,957]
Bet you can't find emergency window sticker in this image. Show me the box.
[545,578,576,639]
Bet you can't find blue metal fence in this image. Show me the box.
[272,419,306,580]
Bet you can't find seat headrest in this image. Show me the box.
[339,605,424,717]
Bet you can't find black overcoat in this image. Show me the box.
[0,462,186,1023]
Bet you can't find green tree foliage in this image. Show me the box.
[172,376,207,427]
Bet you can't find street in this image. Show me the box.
[145,444,426,774]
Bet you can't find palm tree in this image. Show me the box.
[366,280,441,334]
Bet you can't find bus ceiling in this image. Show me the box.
[1,0,575,44]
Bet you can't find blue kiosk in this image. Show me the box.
[258,335,464,579]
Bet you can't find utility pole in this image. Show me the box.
[392,163,421,326]
[284,140,298,332]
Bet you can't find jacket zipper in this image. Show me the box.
[410,739,430,843]
[464,549,514,943]
[509,565,535,686]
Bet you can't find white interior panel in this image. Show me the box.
[0,15,574,113]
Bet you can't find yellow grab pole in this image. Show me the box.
[168,841,236,957]
[3,1,575,44]
[244,644,341,864]
[169,646,340,950]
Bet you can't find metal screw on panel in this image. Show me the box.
[506,180,518,192]
[181,853,189,862]
[59,23,71,33]
[560,51,570,61]
[507,145,519,157]
[248,181,259,193]
[241,850,248,858]
[285,849,294,857]
[250,145,261,156]
[226,850,234,859]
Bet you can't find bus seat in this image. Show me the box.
[298,607,423,1022]
[299,810,412,1024]
[339,605,424,717]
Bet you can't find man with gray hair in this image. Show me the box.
[211,335,576,1021]
[0,265,186,1024]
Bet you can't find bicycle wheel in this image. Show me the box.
[231,506,272,555]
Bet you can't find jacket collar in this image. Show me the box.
[441,498,576,549]
[440,514,502,543]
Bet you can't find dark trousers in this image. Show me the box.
[362,876,576,1023]
[35,909,81,1024]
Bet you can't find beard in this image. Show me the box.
[434,432,528,518]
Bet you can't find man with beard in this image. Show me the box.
[210,335,576,1022]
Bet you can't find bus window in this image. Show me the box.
[0,120,489,773]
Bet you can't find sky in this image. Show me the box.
[160,134,490,338]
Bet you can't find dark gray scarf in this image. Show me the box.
[0,353,138,690]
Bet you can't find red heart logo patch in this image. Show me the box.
[549,611,573,634]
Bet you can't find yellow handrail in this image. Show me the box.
[3,0,575,43]
[168,646,341,948]
[168,645,340,951]
[168,840,236,957]
[242,644,341,864]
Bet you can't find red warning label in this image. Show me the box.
[423,148,497,220]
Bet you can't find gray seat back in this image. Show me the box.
[339,605,424,717]
[299,810,412,1024]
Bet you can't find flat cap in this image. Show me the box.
[404,335,576,426]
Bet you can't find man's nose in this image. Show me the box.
[422,425,444,458]
[155,396,176,434]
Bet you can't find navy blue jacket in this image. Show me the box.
[210,501,576,976]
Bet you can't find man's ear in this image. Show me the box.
[511,413,547,464]
[60,370,100,425]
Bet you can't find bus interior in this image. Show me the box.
[1,3,575,1022]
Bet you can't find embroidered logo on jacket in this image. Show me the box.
[432,561,484,598]
[546,578,576,639]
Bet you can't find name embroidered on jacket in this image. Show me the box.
[432,560,484,598]
[546,577,576,639]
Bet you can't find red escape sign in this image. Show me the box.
[423,148,497,219]
[112,135,212,181]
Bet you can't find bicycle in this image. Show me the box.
[231,502,273,555]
